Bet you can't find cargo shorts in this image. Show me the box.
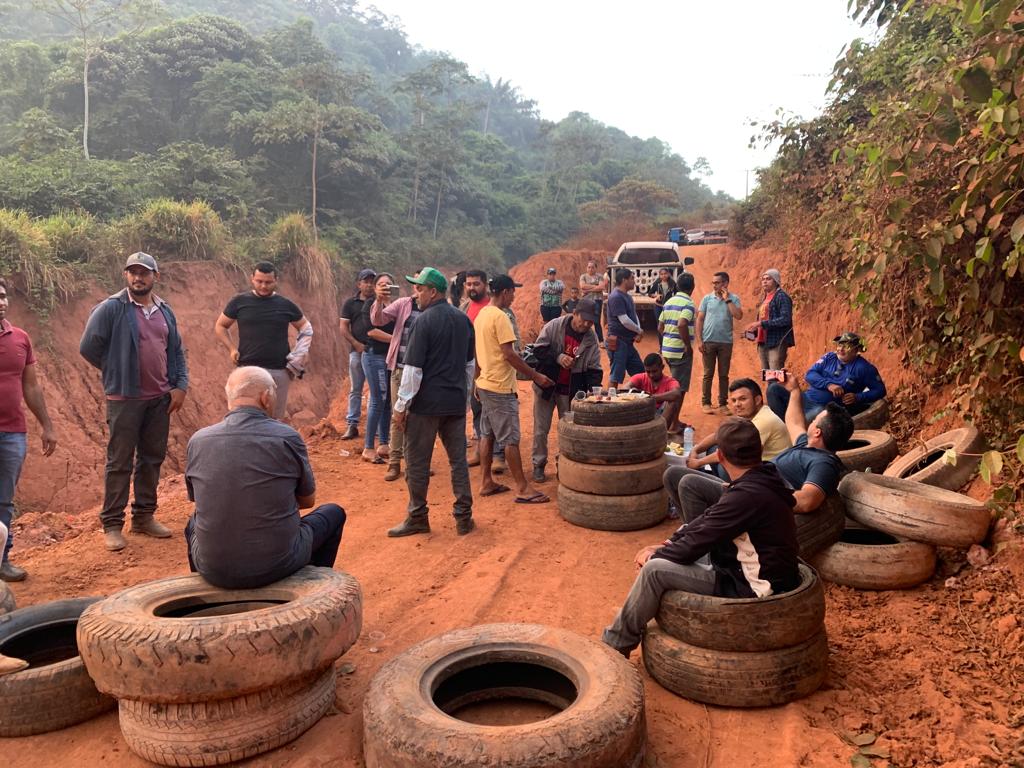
[477,389,521,447]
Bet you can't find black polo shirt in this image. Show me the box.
[404,299,475,416]
[223,292,303,369]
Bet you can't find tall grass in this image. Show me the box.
[0,209,80,310]
[267,213,332,292]
[118,199,230,262]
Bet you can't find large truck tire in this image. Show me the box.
[557,455,666,496]
[557,486,667,531]
[883,426,986,491]
[840,472,990,548]
[851,399,889,430]
[570,396,656,427]
[558,415,666,466]
[836,430,898,474]
[809,528,936,590]
[642,625,828,708]
[363,623,646,768]
[78,567,362,703]
[0,597,115,736]
[795,494,846,558]
[656,564,824,652]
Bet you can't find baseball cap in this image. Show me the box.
[489,274,522,293]
[405,267,448,292]
[574,297,599,324]
[716,417,763,467]
[124,252,158,272]
[834,331,865,348]
[357,268,377,281]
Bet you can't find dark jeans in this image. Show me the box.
[766,383,871,423]
[701,342,733,407]
[362,350,390,449]
[405,411,472,521]
[101,394,170,531]
[592,299,604,343]
[663,465,725,524]
[608,339,644,385]
[0,431,27,563]
[540,305,562,323]
[185,504,346,589]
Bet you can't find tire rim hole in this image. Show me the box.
[902,447,949,476]
[0,620,79,668]
[840,528,900,546]
[153,598,289,618]
[840,440,871,451]
[433,660,578,726]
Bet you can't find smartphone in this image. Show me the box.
[388,284,400,298]
[761,369,786,382]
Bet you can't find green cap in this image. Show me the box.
[833,331,865,349]
[405,267,448,292]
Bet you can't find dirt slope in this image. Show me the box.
[3,244,1021,768]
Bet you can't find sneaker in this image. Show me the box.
[0,561,26,582]
[532,465,547,483]
[130,518,172,538]
[104,529,127,551]
[341,424,359,440]
[718,405,731,415]
[384,463,402,482]
[701,404,714,415]
[387,517,430,538]
[455,517,476,536]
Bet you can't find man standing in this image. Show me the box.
[214,262,311,421]
[539,268,565,323]
[696,271,742,414]
[79,253,188,552]
[460,270,489,323]
[339,269,376,440]
[579,260,608,344]
[184,367,346,588]
[388,268,476,537]
[530,298,602,482]
[475,275,554,504]
[0,278,57,581]
[606,268,644,387]
[629,353,683,433]
[746,268,794,371]
[659,272,697,414]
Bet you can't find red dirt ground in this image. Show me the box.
[4,245,1022,767]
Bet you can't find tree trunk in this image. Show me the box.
[432,165,445,239]
[482,96,492,134]
[311,113,320,244]
[82,53,91,160]
[410,160,420,224]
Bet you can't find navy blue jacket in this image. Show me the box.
[804,351,886,406]
[758,289,795,350]
[79,289,189,397]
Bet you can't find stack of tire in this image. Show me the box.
[811,426,989,591]
[642,564,828,707]
[77,567,362,767]
[557,396,668,531]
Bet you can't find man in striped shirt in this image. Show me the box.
[658,272,696,421]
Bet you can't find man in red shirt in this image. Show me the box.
[629,353,683,433]
[0,277,57,581]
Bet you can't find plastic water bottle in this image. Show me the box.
[683,426,694,458]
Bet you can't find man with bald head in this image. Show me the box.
[183,367,346,588]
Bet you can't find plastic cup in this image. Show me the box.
[591,386,602,397]
[608,387,617,398]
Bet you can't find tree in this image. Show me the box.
[30,0,161,159]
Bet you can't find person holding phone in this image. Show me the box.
[696,271,742,414]
[360,274,396,463]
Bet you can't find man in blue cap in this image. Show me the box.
[389,268,477,537]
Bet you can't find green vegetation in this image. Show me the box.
[737,0,1024,505]
[0,0,730,286]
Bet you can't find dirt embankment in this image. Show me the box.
[11,261,346,523]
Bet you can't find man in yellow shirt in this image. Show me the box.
[475,275,554,503]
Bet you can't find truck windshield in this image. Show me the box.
[616,248,679,265]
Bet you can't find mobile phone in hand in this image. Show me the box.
[761,369,786,382]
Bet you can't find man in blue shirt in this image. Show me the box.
[606,269,644,387]
[767,332,886,422]
[695,271,743,414]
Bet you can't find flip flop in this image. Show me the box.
[480,484,511,497]
[515,492,550,504]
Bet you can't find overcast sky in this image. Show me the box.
[358,1,874,200]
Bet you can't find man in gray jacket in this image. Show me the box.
[530,298,603,482]
[80,253,189,552]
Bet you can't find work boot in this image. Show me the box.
[130,517,172,538]
[384,462,402,482]
[104,529,127,552]
[455,517,476,536]
[532,465,547,483]
[387,517,430,538]
[0,561,26,582]
[341,424,359,440]
[0,654,29,677]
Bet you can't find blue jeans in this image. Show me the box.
[346,351,366,426]
[766,383,827,423]
[362,350,390,449]
[0,432,27,563]
[608,339,644,385]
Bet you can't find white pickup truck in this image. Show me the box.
[606,241,695,315]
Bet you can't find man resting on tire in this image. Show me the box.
[602,418,800,658]
[184,367,346,589]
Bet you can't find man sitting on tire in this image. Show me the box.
[602,418,800,658]
[184,367,346,589]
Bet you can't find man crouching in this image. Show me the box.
[601,418,799,658]
[184,367,346,588]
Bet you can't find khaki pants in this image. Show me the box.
[700,342,733,407]
[531,386,571,469]
[388,367,405,465]
[758,344,788,371]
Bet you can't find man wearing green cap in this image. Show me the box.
[389,268,477,537]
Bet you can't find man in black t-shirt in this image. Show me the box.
[388,267,476,538]
[215,262,310,420]
[339,268,376,440]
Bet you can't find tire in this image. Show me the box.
[0,582,13,615]
[642,624,827,708]
[840,472,990,548]
[0,597,115,736]
[119,668,335,767]
[883,426,986,491]
[557,486,667,531]
[835,430,898,473]
[363,623,646,768]
[808,528,936,590]
[570,396,656,427]
[851,399,889,430]
[78,567,362,703]
[795,494,846,558]
[558,414,666,465]
[656,564,824,652]
[557,455,666,495]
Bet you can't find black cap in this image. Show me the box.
[489,274,522,293]
[357,268,377,281]
[716,417,763,467]
[574,298,599,324]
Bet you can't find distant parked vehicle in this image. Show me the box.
[667,220,729,246]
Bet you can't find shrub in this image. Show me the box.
[266,213,331,291]
[39,210,108,264]
[119,199,229,262]
[0,208,79,309]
